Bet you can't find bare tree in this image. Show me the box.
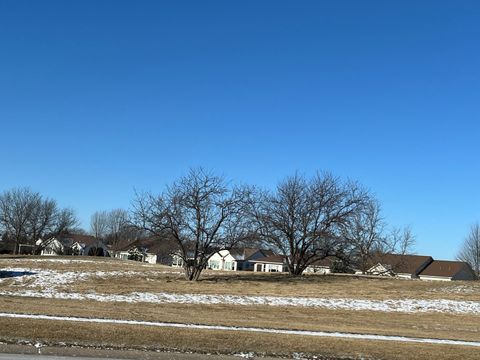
[0,188,79,254]
[457,223,480,276]
[0,188,37,254]
[106,208,129,251]
[251,172,368,276]
[383,226,416,255]
[132,168,250,280]
[342,198,386,274]
[90,211,109,240]
[54,208,80,236]
[25,196,57,242]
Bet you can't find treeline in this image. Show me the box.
[130,168,415,280]
[0,188,79,254]
[0,168,415,280]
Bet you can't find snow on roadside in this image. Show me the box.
[0,312,479,348]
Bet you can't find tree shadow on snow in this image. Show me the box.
[0,270,36,279]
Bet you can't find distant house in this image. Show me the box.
[250,255,287,272]
[250,255,342,274]
[365,254,433,279]
[418,260,477,281]
[171,251,198,268]
[207,248,275,271]
[114,238,163,264]
[304,257,335,274]
[59,234,110,257]
[38,238,64,256]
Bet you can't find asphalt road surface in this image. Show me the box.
[0,353,252,360]
[0,340,269,360]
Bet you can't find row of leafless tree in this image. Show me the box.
[1,169,417,280]
[0,188,79,254]
[130,168,415,280]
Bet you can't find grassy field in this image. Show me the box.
[0,256,479,359]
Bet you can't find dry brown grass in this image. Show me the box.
[0,316,478,360]
[0,296,479,342]
[2,256,479,301]
[1,255,479,359]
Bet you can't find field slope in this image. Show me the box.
[0,256,479,359]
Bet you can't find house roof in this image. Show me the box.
[261,249,276,257]
[59,234,98,246]
[419,260,473,278]
[119,236,180,255]
[369,253,433,275]
[250,254,285,264]
[42,237,64,248]
[309,256,335,267]
[249,254,336,267]
[226,247,266,261]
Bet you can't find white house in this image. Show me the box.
[207,248,274,271]
[208,250,238,270]
[115,246,157,264]
[250,255,286,272]
[171,251,197,268]
[303,257,334,274]
[38,238,64,256]
[364,263,395,277]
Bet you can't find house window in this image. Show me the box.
[209,260,220,269]
[172,256,184,267]
[224,261,234,270]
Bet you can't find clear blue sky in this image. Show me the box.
[1,1,479,260]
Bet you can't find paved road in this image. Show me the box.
[4,356,254,360]
[0,348,263,360]
[0,353,251,360]
[0,356,122,360]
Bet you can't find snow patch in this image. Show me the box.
[0,288,479,315]
[0,267,181,293]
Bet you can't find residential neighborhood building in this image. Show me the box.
[418,260,477,281]
[36,234,110,257]
[207,248,275,271]
[114,237,164,264]
[37,238,64,256]
[250,255,286,272]
[251,255,339,274]
[365,254,433,279]
[303,257,335,274]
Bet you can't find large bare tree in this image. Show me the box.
[132,168,250,280]
[251,172,368,276]
[457,223,480,277]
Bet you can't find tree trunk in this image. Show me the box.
[288,262,305,276]
[184,264,203,281]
